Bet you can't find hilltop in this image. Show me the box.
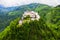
[0,3,52,32]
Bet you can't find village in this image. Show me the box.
[19,11,40,24]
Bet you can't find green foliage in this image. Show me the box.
[46,7,60,26]
[0,3,52,32]
[0,15,60,40]
[46,7,60,39]
[0,18,20,40]
[35,5,52,18]
[24,15,30,20]
[0,3,60,40]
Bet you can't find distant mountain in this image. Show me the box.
[0,3,51,15]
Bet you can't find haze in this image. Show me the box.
[0,0,60,7]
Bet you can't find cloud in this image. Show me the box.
[0,0,60,7]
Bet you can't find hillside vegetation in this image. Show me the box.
[0,3,51,32]
[0,6,60,40]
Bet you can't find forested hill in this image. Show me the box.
[0,3,52,32]
[0,6,60,40]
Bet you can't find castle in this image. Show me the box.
[19,11,40,24]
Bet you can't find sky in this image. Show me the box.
[0,0,60,7]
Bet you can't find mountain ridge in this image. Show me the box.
[0,3,51,32]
